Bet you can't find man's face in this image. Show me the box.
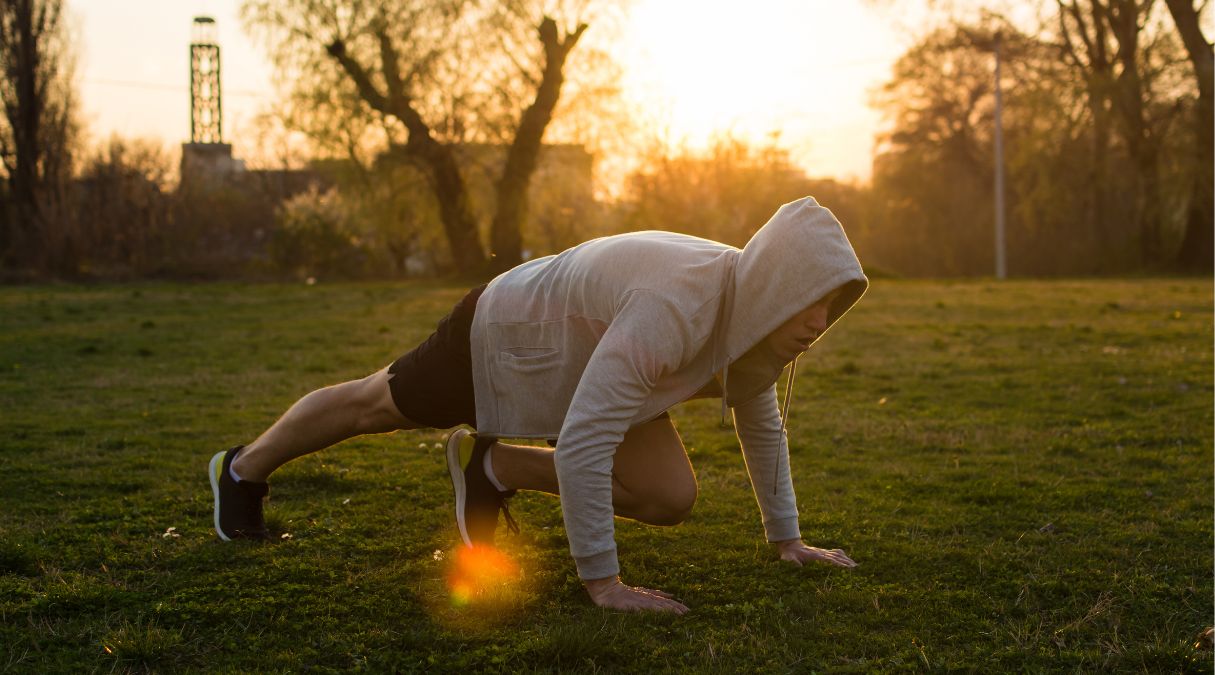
[765,289,840,364]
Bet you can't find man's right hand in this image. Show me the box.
[583,576,689,614]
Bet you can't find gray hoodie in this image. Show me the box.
[470,196,868,579]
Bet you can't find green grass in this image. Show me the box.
[0,278,1211,672]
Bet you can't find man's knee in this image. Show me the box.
[347,371,409,433]
[636,482,697,526]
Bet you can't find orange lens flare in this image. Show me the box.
[445,544,520,606]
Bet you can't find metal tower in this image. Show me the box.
[190,16,222,144]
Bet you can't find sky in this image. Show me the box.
[73,0,921,183]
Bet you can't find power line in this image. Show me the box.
[824,56,897,69]
[84,78,270,98]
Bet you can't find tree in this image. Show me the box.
[622,133,830,248]
[869,22,1029,275]
[1054,0,1189,266]
[71,136,173,277]
[0,0,77,272]
[866,16,1154,276]
[1163,0,1213,271]
[244,0,603,276]
[866,0,1199,273]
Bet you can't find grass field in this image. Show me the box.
[0,278,1211,672]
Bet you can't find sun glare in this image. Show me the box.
[618,0,903,177]
[446,545,521,607]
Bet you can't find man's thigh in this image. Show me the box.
[612,416,696,496]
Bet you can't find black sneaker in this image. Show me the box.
[445,429,518,546]
[208,446,270,541]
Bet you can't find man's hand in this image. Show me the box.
[775,539,858,568]
[583,576,689,614]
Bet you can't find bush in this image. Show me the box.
[268,187,367,280]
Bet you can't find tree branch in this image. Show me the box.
[326,38,390,114]
[1164,0,1213,74]
[376,28,405,107]
[1057,2,1085,67]
[0,132,14,176]
[1092,0,1110,67]
[1066,1,1098,62]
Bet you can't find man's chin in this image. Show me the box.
[773,348,800,365]
[752,340,798,369]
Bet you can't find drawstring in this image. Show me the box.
[774,353,799,494]
[713,258,737,429]
[719,364,730,428]
[721,351,798,493]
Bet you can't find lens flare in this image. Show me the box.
[445,544,520,607]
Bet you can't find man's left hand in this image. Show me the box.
[774,539,857,568]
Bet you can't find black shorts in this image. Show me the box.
[386,285,485,429]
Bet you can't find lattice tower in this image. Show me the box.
[190,16,222,144]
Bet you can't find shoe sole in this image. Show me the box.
[209,450,232,542]
[445,429,472,547]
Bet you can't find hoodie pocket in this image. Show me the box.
[499,348,560,373]
[489,320,568,433]
[491,321,562,374]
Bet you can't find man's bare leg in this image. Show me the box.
[231,366,420,482]
[488,416,697,526]
[484,417,694,614]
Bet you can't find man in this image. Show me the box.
[210,196,868,614]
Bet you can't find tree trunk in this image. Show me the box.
[488,18,587,274]
[1057,0,1119,269]
[1106,0,1165,267]
[2,0,47,265]
[327,36,488,274]
[0,0,73,274]
[1165,0,1213,272]
[1089,86,1113,269]
[329,16,587,278]
[417,137,486,273]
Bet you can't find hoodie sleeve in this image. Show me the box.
[732,385,801,543]
[555,290,693,580]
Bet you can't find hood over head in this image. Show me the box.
[720,196,868,406]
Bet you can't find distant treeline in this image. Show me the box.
[0,0,1209,280]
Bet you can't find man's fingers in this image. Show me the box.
[832,549,858,567]
[627,592,687,614]
[816,549,856,567]
[636,587,675,599]
[826,549,858,567]
[664,595,690,614]
[638,588,687,614]
[598,584,689,614]
[656,597,689,614]
[782,546,857,568]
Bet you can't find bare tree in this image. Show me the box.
[869,22,1045,275]
[0,0,76,271]
[1163,0,1212,271]
[244,0,603,276]
[1055,0,1185,266]
[866,0,1200,271]
[487,13,586,274]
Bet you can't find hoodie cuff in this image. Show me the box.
[574,548,620,580]
[763,516,801,543]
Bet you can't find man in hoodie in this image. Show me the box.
[210,196,867,614]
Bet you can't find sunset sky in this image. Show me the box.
[73,1,922,182]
